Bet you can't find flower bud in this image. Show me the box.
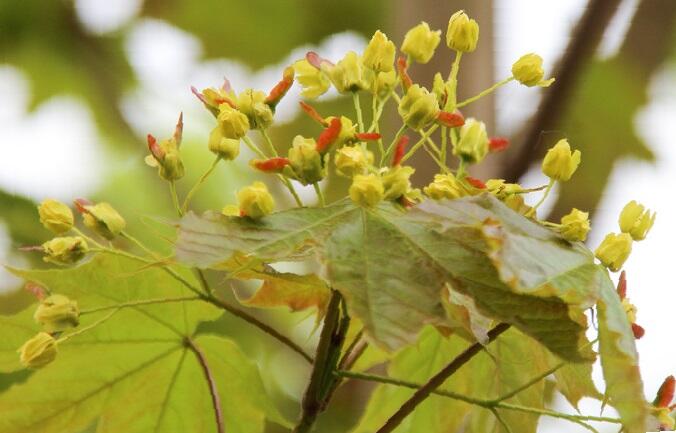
[619,200,655,241]
[446,10,479,53]
[42,236,88,265]
[145,113,185,181]
[208,127,241,160]
[349,174,384,207]
[559,208,590,242]
[595,232,632,272]
[382,166,415,200]
[38,199,74,234]
[511,53,555,87]
[335,145,373,177]
[324,51,368,94]
[34,294,79,333]
[432,72,448,107]
[287,136,326,185]
[402,22,441,64]
[293,59,331,99]
[217,104,250,139]
[237,182,275,219]
[325,116,357,148]
[398,84,439,130]
[237,89,273,129]
[424,173,469,200]
[363,31,396,73]
[79,201,126,239]
[453,118,489,164]
[542,139,581,182]
[191,80,236,117]
[654,376,675,409]
[18,332,57,369]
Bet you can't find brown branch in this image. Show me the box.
[502,0,622,182]
[185,338,225,433]
[206,294,314,364]
[375,323,511,433]
[293,291,345,433]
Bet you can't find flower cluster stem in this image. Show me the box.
[181,155,222,214]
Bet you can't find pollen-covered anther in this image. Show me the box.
[316,118,342,153]
[436,111,465,128]
[489,137,509,152]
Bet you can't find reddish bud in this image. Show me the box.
[266,67,295,107]
[191,86,208,105]
[299,101,329,126]
[316,117,342,153]
[24,282,47,300]
[221,77,232,93]
[437,111,465,128]
[355,132,381,141]
[147,134,164,161]
[392,135,410,167]
[306,51,332,69]
[397,56,413,91]
[398,195,415,208]
[617,270,627,300]
[489,136,509,152]
[654,376,675,408]
[73,198,92,214]
[173,112,184,146]
[466,176,487,189]
[251,157,291,173]
[631,323,645,339]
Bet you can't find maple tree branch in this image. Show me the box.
[186,338,225,433]
[375,322,511,433]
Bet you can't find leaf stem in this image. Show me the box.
[456,77,515,108]
[375,322,510,433]
[313,182,326,207]
[185,337,225,433]
[181,155,222,214]
[446,50,463,111]
[58,308,120,343]
[169,181,183,217]
[400,124,439,164]
[352,92,365,133]
[80,296,201,315]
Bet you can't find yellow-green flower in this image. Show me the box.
[335,145,373,177]
[349,174,384,207]
[286,136,326,185]
[366,69,397,97]
[237,89,273,129]
[38,199,74,234]
[511,53,555,87]
[446,10,479,53]
[424,173,468,200]
[382,166,415,200]
[618,200,655,241]
[542,139,581,181]
[363,30,396,73]
[18,332,58,369]
[324,51,368,94]
[560,208,590,242]
[208,127,240,160]
[293,59,331,99]
[81,202,126,239]
[216,104,250,139]
[454,118,489,164]
[402,22,441,64]
[595,232,632,272]
[42,237,88,265]
[398,84,439,130]
[34,294,79,333]
[237,182,275,219]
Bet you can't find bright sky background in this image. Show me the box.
[0,1,672,431]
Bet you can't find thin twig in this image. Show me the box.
[80,295,201,315]
[185,338,225,433]
[375,323,511,433]
[182,155,222,214]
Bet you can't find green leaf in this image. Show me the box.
[177,195,604,361]
[552,360,602,410]
[597,268,648,433]
[0,255,287,433]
